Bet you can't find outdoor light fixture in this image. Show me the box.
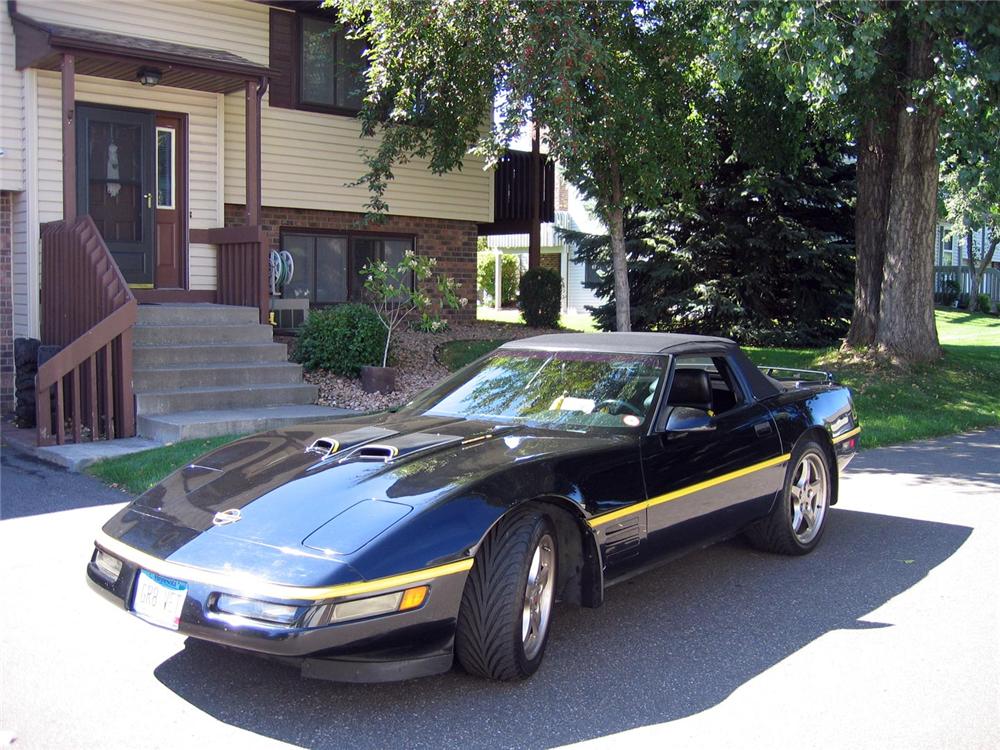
[136,67,162,87]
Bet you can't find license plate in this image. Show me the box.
[132,570,187,630]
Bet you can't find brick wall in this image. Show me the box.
[226,204,477,323]
[540,252,561,275]
[0,191,12,412]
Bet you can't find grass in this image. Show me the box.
[477,306,598,332]
[86,435,242,495]
[85,308,999,494]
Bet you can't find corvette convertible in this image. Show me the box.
[88,333,859,682]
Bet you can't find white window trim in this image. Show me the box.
[156,126,176,210]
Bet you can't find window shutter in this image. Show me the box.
[269,8,296,109]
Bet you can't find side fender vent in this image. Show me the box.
[306,437,340,458]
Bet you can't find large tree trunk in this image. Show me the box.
[608,159,631,331]
[846,114,896,347]
[875,23,942,363]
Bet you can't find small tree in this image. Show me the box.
[477,251,520,307]
[361,251,465,367]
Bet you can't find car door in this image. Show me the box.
[640,353,784,560]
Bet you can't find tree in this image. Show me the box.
[330,0,714,331]
[722,1,1000,363]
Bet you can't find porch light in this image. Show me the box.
[137,67,162,87]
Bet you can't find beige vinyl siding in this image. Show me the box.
[1,7,24,191]
[35,72,223,289]
[13,0,268,66]
[225,93,493,223]
[11,192,31,336]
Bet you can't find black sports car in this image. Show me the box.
[88,333,859,682]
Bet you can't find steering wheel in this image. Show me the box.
[595,399,643,417]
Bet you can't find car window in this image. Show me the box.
[666,354,745,417]
[403,349,668,433]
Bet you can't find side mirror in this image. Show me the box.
[664,407,715,432]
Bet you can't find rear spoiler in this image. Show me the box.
[758,365,834,384]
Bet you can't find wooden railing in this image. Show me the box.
[935,265,1000,303]
[191,226,269,324]
[494,149,555,225]
[36,216,137,445]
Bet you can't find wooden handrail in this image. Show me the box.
[35,216,137,445]
[192,225,269,324]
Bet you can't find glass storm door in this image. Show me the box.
[76,105,156,286]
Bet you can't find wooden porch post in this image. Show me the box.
[245,79,261,227]
[528,121,541,270]
[61,53,77,222]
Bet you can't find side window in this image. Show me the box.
[665,354,745,417]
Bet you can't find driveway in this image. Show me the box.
[1,430,997,749]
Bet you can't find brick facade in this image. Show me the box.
[0,191,13,412]
[225,204,477,323]
[540,252,561,274]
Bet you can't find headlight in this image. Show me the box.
[94,549,122,581]
[215,594,301,625]
[329,585,429,624]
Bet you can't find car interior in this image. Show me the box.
[665,356,744,417]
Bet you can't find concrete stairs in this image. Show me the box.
[133,304,349,442]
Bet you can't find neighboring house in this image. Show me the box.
[934,222,1000,303]
[484,172,604,314]
[0,0,542,442]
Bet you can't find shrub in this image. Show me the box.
[292,304,387,376]
[477,252,520,307]
[976,293,993,314]
[941,279,961,306]
[518,268,562,328]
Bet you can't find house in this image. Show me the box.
[0,0,544,445]
[934,222,1000,304]
[483,172,604,314]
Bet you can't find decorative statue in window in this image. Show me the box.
[106,141,121,198]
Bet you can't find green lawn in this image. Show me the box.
[477,306,597,332]
[86,435,242,495]
[86,308,999,494]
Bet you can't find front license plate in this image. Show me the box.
[132,570,187,630]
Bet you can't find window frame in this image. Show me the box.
[278,228,418,307]
[293,11,366,117]
[155,125,176,210]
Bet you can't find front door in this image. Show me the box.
[76,105,156,286]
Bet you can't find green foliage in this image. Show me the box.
[477,252,520,307]
[976,293,994,315]
[436,338,509,372]
[361,251,465,367]
[939,279,961,307]
[292,303,387,375]
[518,268,562,329]
[570,120,856,346]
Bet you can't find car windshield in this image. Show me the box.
[403,349,667,432]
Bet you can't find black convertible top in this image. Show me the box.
[500,332,779,400]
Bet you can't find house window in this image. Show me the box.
[299,16,366,111]
[279,232,414,305]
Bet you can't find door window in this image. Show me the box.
[156,127,175,209]
[666,355,745,417]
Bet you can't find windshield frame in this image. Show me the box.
[398,347,672,435]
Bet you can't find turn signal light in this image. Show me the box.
[399,585,428,611]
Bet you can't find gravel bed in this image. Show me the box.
[278,322,549,413]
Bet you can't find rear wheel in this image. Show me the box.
[745,439,831,555]
[455,510,557,680]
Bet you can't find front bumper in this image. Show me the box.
[86,542,471,683]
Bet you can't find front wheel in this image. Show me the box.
[745,440,832,555]
[455,510,557,680]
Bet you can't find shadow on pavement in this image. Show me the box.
[0,449,130,519]
[154,508,971,749]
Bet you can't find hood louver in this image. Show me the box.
[306,437,340,458]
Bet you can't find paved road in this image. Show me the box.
[1,431,997,749]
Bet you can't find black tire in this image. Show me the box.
[455,510,557,681]
[745,439,832,556]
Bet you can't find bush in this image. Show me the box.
[941,279,961,306]
[518,268,562,328]
[292,304,387,376]
[976,293,993,314]
[477,252,520,307]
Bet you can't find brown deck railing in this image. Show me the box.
[191,226,269,324]
[36,216,137,445]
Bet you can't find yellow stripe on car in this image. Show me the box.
[832,426,861,444]
[94,530,473,602]
[588,453,792,529]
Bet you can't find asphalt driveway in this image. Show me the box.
[1,430,997,749]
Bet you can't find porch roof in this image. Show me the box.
[10,5,269,93]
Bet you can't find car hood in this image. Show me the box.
[103,414,626,577]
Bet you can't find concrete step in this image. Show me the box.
[133,342,290,367]
[137,405,356,442]
[133,323,274,346]
[133,362,305,392]
[137,304,260,326]
[135,383,318,416]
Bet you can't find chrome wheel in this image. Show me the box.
[790,452,828,544]
[521,533,555,660]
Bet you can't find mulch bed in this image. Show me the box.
[277,322,548,413]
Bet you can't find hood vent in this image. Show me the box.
[306,437,341,458]
[353,444,399,462]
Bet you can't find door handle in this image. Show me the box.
[144,192,153,208]
[754,422,772,437]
